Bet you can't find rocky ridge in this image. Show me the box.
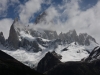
[0,18,98,52]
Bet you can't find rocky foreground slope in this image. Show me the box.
[45,60,100,75]
[0,50,43,75]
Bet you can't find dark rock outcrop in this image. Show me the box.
[0,50,43,75]
[36,37,49,47]
[0,32,5,45]
[61,48,68,51]
[85,46,100,62]
[51,51,62,60]
[65,29,79,44]
[8,18,19,49]
[46,61,100,75]
[37,52,61,73]
[20,39,42,52]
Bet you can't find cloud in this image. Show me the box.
[19,0,44,25]
[45,6,59,22]
[0,0,8,16]
[0,18,13,39]
[0,0,20,17]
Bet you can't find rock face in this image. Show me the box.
[44,30,58,40]
[63,29,79,44]
[78,33,97,45]
[61,48,68,51]
[85,46,100,62]
[30,29,97,46]
[37,52,61,73]
[20,39,42,52]
[58,30,97,46]
[51,51,62,60]
[0,50,43,75]
[30,30,58,40]
[34,12,47,24]
[8,18,19,49]
[45,61,100,75]
[0,32,5,45]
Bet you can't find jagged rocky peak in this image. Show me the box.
[66,29,78,43]
[66,29,78,39]
[13,17,26,32]
[67,29,77,35]
[58,29,97,46]
[37,51,61,73]
[35,11,47,24]
[78,33,97,45]
[8,18,19,49]
[59,32,66,40]
[30,28,97,46]
[12,17,19,30]
[13,17,18,23]
[0,32,5,45]
[58,29,78,44]
[44,30,58,40]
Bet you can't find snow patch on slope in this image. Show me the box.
[55,43,89,62]
[20,31,36,41]
[2,48,47,68]
[85,40,99,52]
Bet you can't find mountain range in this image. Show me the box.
[0,12,100,75]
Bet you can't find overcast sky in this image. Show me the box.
[0,0,100,44]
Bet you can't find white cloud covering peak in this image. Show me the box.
[19,0,43,24]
